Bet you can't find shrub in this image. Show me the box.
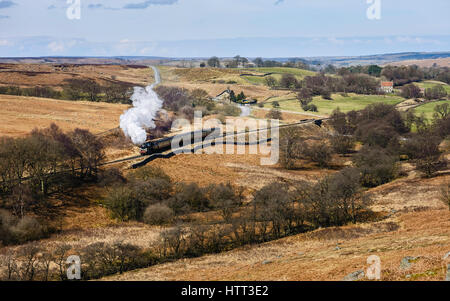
[143,203,174,225]
[354,146,398,187]
[104,186,145,221]
[424,85,447,100]
[302,104,318,112]
[295,168,372,227]
[297,88,313,105]
[402,133,444,177]
[401,83,422,99]
[253,182,296,238]
[433,115,450,139]
[81,242,144,279]
[205,183,243,223]
[280,74,298,89]
[433,103,449,120]
[128,166,171,183]
[330,135,355,155]
[329,108,353,135]
[0,210,46,245]
[160,225,186,258]
[266,109,282,120]
[356,122,398,148]
[320,88,332,100]
[10,216,44,243]
[305,143,333,167]
[132,178,173,205]
[279,128,306,169]
[168,183,209,213]
[155,86,192,112]
[265,76,277,87]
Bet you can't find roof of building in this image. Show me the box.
[381,82,394,87]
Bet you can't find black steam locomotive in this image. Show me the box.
[140,128,217,156]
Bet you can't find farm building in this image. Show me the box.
[380,81,394,93]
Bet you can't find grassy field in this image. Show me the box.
[263,93,405,116]
[0,94,128,136]
[413,100,450,120]
[0,63,153,88]
[416,80,450,94]
[244,67,316,77]
[241,67,316,86]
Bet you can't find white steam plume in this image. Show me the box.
[120,66,163,145]
[239,105,251,117]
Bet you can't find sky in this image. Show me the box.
[0,0,449,57]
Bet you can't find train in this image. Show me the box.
[139,119,325,156]
[140,128,217,156]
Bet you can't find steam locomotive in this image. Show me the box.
[139,119,325,156]
[140,128,217,156]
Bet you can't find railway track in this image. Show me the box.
[95,66,329,169]
[101,117,329,169]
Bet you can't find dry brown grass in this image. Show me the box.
[172,67,241,82]
[0,64,152,88]
[1,63,448,282]
[0,94,129,137]
[251,108,317,122]
[386,57,450,68]
[104,208,449,281]
[103,174,450,281]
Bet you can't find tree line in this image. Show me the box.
[266,72,381,97]
[204,56,311,70]
[0,79,133,104]
[324,64,450,86]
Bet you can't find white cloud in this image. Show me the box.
[0,39,12,46]
[48,41,65,52]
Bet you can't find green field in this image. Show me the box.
[413,100,450,120]
[241,67,316,86]
[244,67,316,77]
[263,93,405,116]
[416,80,450,94]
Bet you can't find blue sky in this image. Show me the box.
[0,0,449,57]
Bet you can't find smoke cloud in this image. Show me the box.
[239,105,251,117]
[120,66,163,145]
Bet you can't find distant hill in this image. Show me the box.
[0,51,449,67]
[384,57,450,68]
[301,52,450,67]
